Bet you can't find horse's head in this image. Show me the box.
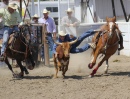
[21,25,31,44]
[106,16,117,37]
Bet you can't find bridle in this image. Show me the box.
[100,22,120,53]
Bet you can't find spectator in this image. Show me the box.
[38,9,57,59]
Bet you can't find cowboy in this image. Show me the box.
[0,3,23,60]
[62,8,80,37]
[0,0,9,8]
[32,14,39,24]
[62,8,80,27]
[38,9,57,58]
[31,14,39,43]
[0,0,9,39]
[53,29,98,56]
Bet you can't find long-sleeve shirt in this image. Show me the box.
[53,34,77,53]
[38,16,56,33]
[0,8,23,26]
[0,3,7,29]
[62,16,80,26]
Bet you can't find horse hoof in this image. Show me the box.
[88,64,93,69]
[28,66,34,70]
[25,71,29,75]
[104,71,108,74]
[23,68,29,74]
[62,75,66,79]
[88,75,94,78]
[13,74,18,78]
[13,74,23,79]
[53,76,58,79]
[88,63,95,69]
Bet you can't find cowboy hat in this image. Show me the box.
[65,8,73,12]
[43,9,50,13]
[8,3,18,9]
[32,14,39,18]
[58,31,67,36]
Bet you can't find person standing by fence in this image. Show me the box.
[38,9,57,59]
[62,8,80,37]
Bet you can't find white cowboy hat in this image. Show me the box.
[8,3,18,9]
[43,9,50,13]
[32,14,39,18]
[65,8,73,12]
[58,31,67,36]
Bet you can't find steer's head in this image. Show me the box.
[54,39,78,58]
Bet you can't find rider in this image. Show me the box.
[0,3,23,61]
[31,14,39,43]
[53,29,99,56]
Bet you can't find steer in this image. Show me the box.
[53,39,77,78]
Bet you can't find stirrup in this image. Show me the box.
[88,43,96,49]
[118,47,124,51]
[0,56,4,62]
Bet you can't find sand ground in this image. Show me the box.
[0,49,130,99]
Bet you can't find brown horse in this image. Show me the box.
[0,25,35,78]
[88,17,120,77]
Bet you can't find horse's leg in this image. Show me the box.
[104,59,109,74]
[4,57,17,77]
[89,55,111,77]
[16,60,25,78]
[88,48,100,69]
[23,66,29,74]
[27,53,35,70]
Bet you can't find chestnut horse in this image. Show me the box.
[0,25,35,78]
[88,17,120,77]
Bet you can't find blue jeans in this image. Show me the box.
[1,26,19,55]
[47,34,54,51]
[41,45,44,59]
[41,34,54,59]
[0,28,4,39]
[70,29,95,53]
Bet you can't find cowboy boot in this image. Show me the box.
[118,35,124,51]
[0,54,4,61]
[88,30,103,49]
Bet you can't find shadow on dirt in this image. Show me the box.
[23,76,52,79]
[108,71,130,76]
[64,75,87,80]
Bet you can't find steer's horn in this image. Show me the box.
[53,40,62,45]
[69,38,78,45]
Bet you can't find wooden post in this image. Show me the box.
[42,24,50,66]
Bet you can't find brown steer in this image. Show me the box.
[53,39,77,78]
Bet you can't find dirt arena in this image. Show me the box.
[0,49,130,99]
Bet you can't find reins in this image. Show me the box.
[9,26,31,59]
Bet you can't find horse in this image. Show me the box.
[88,16,120,77]
[0,25,35,78]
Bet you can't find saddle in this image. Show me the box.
[0,32,18,50]
[0,39,2,48]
